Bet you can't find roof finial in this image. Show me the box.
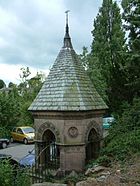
[64,10,72,48]
[65,10,70,34]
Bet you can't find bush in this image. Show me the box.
[96,155,112,167]
[0,127,10,138]
[15,168,31,186]
[0,160,30,186]
[63,173,85,185]
[86,155,112,169]
[102,98,140,161]
[0,160,14,186]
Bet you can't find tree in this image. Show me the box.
[28,71,45,97]
[122,0,140,100]
[0,79,6,89]
[79,47,107,101]
[79,46,89,70]
[18,67,44,99]
[18,67,31,94]
[17,68,44,125]
[0,67,44,131]
[0,88,21,130]
[8,82,16,88]
[90,0,128,113]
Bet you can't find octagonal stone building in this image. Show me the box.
[28,15,108,173]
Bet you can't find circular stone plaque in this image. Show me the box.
[68,127,78,138]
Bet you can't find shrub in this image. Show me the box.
[0,160,30,186]
[0,160,14,186]
[63,173,85,185]
[96,155,112,167]
[102,98,140,161]
[15,168,31,186]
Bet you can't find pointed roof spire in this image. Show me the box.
[28,12,108,112]
[65,10,70,35]
[63,10,73,48]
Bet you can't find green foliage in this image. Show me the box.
[8,82,16,88]
[87,55,107,101]
[79,47,107,101]
[103,130,140,161]
[14,169,31,186]
[0,79,6,89]
[63,173,85,185]
[17,68,43,126]
[0,89,21,130]
[102,98,140,161]
[19,67,31,89]
[89,0,128,113]
[79,46,89,70]
[17,100,33,126]
[0,160,14,186]
[0,160,30,186]
[95,155,112,167]
[86,155,112,169]
[18,68,43,101]
[122,0,140,100]
[0,127,10,138]
[0,67,43,136]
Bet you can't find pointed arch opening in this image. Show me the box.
[38,129,60,169]
[86,128,100,162]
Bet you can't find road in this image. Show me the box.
[0,142,34,161]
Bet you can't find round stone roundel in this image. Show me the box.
[68,127,78,138]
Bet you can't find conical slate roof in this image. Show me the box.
[28,18,108,112]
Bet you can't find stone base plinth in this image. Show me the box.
[60,144,85,172]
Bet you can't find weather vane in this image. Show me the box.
[65,10,70,25]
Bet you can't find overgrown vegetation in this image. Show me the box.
[86,98,140,170]
[0,160,30,186]
[102,98,140,161]
[63,173,85,185]
[82,0,140,167]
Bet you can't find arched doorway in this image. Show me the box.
[86,128,100,162]
[42,129,60,169]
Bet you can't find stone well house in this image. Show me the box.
[28,14,108,173]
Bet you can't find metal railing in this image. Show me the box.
[29,142,60,184]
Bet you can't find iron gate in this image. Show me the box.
[30,142,60,184]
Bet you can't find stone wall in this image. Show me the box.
[32,110,104,172]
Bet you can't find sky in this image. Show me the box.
[0,0,102,85]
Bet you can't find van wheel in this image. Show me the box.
[2,142,7,149]
[23,138,28,145]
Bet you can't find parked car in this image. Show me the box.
[19,149,35,167]
[0,138,10,149]
[103,116,114,129]
[11,126,35,144]
[19,143,57,167]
